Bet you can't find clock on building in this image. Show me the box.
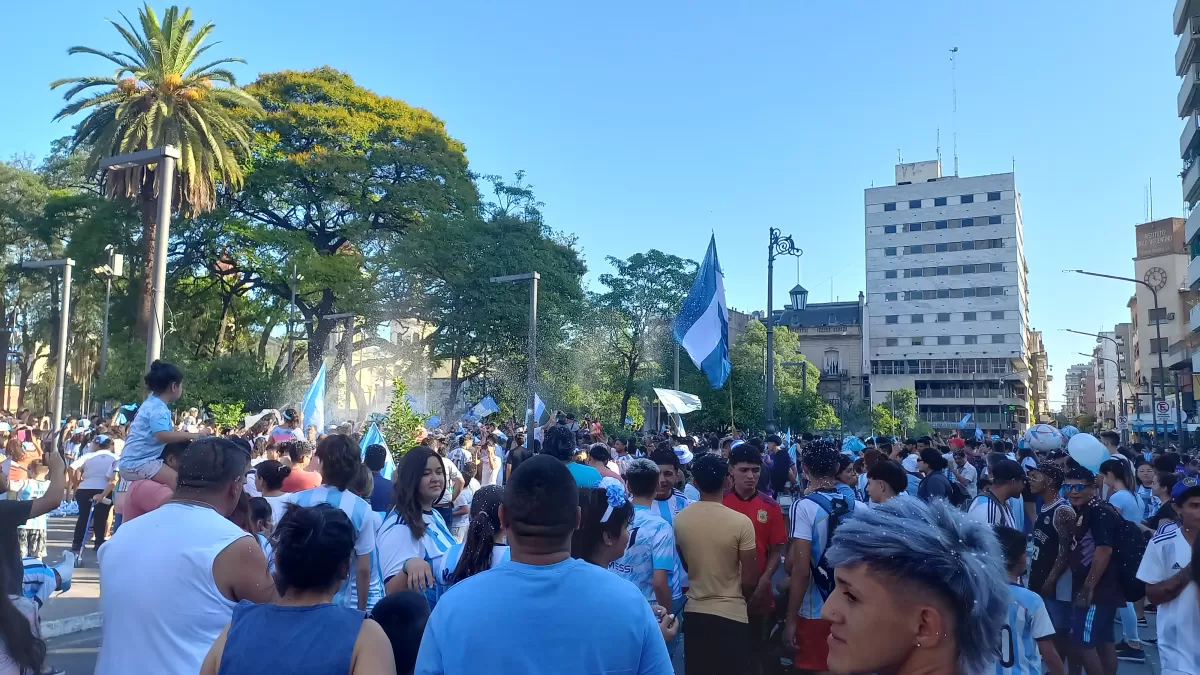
[1143,267,1168,291]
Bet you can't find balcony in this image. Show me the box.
[1184,113,1200,160]
[1190,255,1200,293]
[1187,160,1200,207]
[1178,0,1200,35]
[1188,206,1200,247]
[1178,17,1200,76]
[1192,301,1200,331]
[1179,63,1200,118]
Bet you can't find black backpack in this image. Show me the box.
[946,474,970,508]
[1099,501,1148,602]
[803,491,854,599]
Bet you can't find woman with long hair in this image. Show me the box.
[1099,457,1147,659]
[283,434,383,612]
[376,446,454,607]
[0,560,47,675]
[571,479,633,568]
[443,485,506,587]
[199,504,394,675]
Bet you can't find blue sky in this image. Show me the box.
[0,1,1186,407]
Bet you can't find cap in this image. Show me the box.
[674,445,694,465]
[1171,475,1200,503]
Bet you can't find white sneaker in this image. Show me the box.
[53,551,76,593]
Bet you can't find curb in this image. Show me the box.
[42,612,102,639]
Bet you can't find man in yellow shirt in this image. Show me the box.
[673,454,757,675]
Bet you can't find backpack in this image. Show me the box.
[945,473,970,508]
[804,491,854,600]
[1098,502,1148,602]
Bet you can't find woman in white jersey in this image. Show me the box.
[376,446,453,608]
[442,484,507,587]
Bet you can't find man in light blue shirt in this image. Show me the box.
[414,455,672,675]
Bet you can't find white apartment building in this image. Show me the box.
[865,160,1032,434]
[1092,332,1119,427]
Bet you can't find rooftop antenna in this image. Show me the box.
[950,47,959,177]
[937,127,942,167]
[1144,185,1149,221]
[1149,177,1154,220]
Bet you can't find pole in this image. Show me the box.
[527,273,539,434]
[673,343,679,390]
[1175,371,1187,452]
[52,261,73,453]
[765,232,776,432]
[146,154,176,370]
[344,317,353,418]
[288,262,297,382]
[1118,375,1127,446]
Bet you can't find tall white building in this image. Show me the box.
[865,160,1033,434]
[1064,363,1090,418]
[1092,332,1119,427]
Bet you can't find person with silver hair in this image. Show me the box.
[819,496,1009,675]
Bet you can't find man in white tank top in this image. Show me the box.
[97,438,277,675]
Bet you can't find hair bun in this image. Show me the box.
[279,465,292,478]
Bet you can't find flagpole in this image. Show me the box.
[728,385,736,433]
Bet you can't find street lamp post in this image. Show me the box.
[1066,269,1168,445]
[491,273,540,429]
[1077,351,1125,439]
[22,259,74,452]
[1064,329,1128,443]
[95,247,124,406]
[100,146,180,371]
[766,228,802,432]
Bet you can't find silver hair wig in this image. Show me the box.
[825,497,1008,675]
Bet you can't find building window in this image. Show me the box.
[909,200,922,209]
[906,290,923,300]
[884,202,896,211]
[988,215,1001,225]
[935,197,947,206]
[886,338,898,347]
[991,287,1004,296]
[935,243,949,253]
[961,194,975,204]
[886,315,898,324]
[823,349,840,374]
[936,289,950,298]
[963,288,976,297]
[935,266,948,276]
[991,238,1004,248]
[885,292,897,301]
[907,245,922,255]
[992,334,1006,344]
[976,287,990,297]
[937,336,951,345]
[885,247,896,256]
[1151,337,1169,353]
[965,335,978,345]
[912,314,924,323]
[912,337,924,346]
[935,220,947,229]
[987,192,1001,201]
[884,225,896,234]
[961,240,975,250]
[907,222,922,232]
[991,263,1005,272]
[991,311,1005,320]
[937,313,950,322]
[885,270,897,278]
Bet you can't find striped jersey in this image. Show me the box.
[11,480,49,530]
[1136,526,1200,675]
[654,491,692,593]
[609,506,679,603]
[996,584,1055,675]
[285,486,383,609]
[967,493,1017,529]
[21,558,56,607]
[789,490,852,619]
[377,508,456,609]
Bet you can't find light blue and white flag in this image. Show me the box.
[359,423,396,479]
[301,363,327,433]
[957,413,972,429]
[469,395,501,420]
[673,234,730,389]
[533,393,547,425]
[975,427,985,441]
[524,393,549,448]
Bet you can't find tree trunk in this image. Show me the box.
[618,356,639,427]
[136,192,158,341]
[258,315,278,364]
[0,302,9,412]
[446,353,462,417]
[213,291,232,357]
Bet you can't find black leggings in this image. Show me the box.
[683,611,752,675]
[72,488,113,552]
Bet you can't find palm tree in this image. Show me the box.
[51,4,261,337]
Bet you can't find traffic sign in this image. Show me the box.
[1155,400,1174,422]
[1116,414,1129,431]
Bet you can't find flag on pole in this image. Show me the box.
[957,413,972,429]
[469,395,501,420]
[301,363,327,434]
[359,423,396,480]
[975,427,985,441]
[652,388,703,415]
[533,393,547,425]
[524,393,548,448]
[673,234,730,389]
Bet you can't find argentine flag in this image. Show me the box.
[302,363,327,433]
[673,235,730,389]
[359,423,396,479]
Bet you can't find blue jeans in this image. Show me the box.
[668,595,687,657]
[1116,601,1139,645]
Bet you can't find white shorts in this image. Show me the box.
[119,459,164,481]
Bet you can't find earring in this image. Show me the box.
[915,640,922,648]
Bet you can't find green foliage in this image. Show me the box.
[207,401,245,429]
[872,404,900,436]
[382,378,430,456]
[884,388,918,433]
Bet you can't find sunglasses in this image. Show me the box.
[1063,484,1091,493]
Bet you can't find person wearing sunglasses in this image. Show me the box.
[1062,466,1122,675]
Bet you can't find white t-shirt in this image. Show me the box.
[264,494,290,526]
[1135,528,1199,675]
[436,457,462,507]
[789,490,853,619]
[71,450,118,490]
[452,479,479,532]
[376,509,456,595]
[956,462,979,499]
[478,448,502,487]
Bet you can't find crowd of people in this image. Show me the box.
[0,360,1198,675]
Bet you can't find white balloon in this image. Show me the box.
[1067,433,1107,473]
[1024,424,1064,452]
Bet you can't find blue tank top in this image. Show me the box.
[219,600,364,674]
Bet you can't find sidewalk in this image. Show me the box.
[39,514,102,637]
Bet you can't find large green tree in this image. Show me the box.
[51,5,261,336]
[591,250,697,425]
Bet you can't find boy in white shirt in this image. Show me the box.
[1136,478,1199,675]
[451,462,480,543]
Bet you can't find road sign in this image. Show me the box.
[1155,400,1174,422]
[1116,414,1129,431]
